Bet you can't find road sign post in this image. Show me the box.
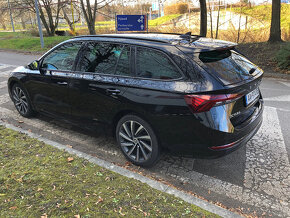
[116,15,148,32]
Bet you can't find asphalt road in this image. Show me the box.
[0,51,289,217]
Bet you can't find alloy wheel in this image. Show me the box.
[119,121,153,162]
[13,87,29,115]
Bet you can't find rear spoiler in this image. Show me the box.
[176,38,238,53]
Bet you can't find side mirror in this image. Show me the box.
[28,60,39,70]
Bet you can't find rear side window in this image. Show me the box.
[80,42,130,76]
[199,50,256,85]
[136,47,181,80]
[42,42,82,71]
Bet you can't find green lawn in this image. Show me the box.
[232,4,290,30]
[0,126,218,217]
[0,32,71,52]
[149,14,181,26]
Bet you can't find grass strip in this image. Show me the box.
[231,4,290,30]
[0,32,71,52]
[0,126,218,217]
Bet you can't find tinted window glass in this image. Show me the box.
[42,42,82,71]
[199,50,257,85]
[115,46,130,76]
[80,42,129,75]
[136,47,181,80]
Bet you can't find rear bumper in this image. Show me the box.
[154,99,264,158]
[204,115,262,158]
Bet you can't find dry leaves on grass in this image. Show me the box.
[67,157,74,162]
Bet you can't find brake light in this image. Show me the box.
[184,94,242,113]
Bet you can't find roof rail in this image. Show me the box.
[134,31,201,37]
[73,34,170,44]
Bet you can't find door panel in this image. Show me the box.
[69,76,127,124]
[69,42,131,124]
[27,41,83,116]
[26,71,70,116]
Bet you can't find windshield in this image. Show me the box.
[199,50,259,85]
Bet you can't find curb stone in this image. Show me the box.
[0,120,243,218]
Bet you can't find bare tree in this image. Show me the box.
[215,0,221,39]
[268,0,282,42]
[0,1,8,30]
[208,1,213,38]
[61,4,81,33]
[14,0,64,36]
[199,0,207,37]
[80,0,113,35]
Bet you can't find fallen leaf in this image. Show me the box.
[67,157,74,162]
[37,188,43,192]
[96,197,103,205]
[9,206,17,210]
[74,215,80,218]
[119,207,125,216]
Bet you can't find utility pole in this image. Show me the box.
[34,0,44,48]
[7,0,15,32]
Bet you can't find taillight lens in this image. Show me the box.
[184,94,242,113]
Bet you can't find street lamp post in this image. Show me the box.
[34,0,44,48]
[7,0,15,32]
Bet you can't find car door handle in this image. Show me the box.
[56,81,68,86]
[106,88,121,95]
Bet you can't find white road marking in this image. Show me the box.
[244,107,290,202]
[279,81,290,88]
[264,95,290,102]
[0,70,11,78]
[0,93,9,104]
[0,81,7,89]
[0,65,9,70]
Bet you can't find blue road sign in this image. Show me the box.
[116,15,147,31]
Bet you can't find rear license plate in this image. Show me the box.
[245,88,260,106]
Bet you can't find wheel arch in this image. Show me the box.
[111,110,160,140]
[8,78,36,111]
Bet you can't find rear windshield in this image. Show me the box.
[199,50,258,85]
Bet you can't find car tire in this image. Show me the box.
[116,114,160,167]
[11,83,35,118]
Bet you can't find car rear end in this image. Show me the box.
[175,43,264,157]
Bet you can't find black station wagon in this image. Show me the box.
[8,33,264,167]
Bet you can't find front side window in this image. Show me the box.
[42,42,82,71]
[80,42,130,76]
[136,47,181,80]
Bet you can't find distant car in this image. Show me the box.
[8,33,264,167]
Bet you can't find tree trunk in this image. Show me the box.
[215,0,221,39]
[80,0,96,35]
[199,0,207,37]
[21,17,26,29]
[62,9,74,32]
[268,0,282,42]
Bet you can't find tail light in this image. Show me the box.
[184,94,242,113]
